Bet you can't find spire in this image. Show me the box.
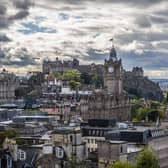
[109,38,117,61]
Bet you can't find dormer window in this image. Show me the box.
[55,147,64,159]
[18,150,26,161]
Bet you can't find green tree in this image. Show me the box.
[66,156,89,168]
[148,109,164,122]
[80,72,92,85]
[53,72,62,78]
[4,129,17,139]
[131,100,144,119]
[108,161,135,168]
[137,107,150,121]
[150,101,161,109]
[69,80,81,90]
[15,86,33,99]
[91,74,103,88]
[63,69,81,82]
[136,148,159,168]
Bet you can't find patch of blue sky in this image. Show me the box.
[35,16,46,24]
[59,13,70,20]
[73,16,83,19]
[18,22,56,35]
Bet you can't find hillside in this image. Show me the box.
[123,72,163,101]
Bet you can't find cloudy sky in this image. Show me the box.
[0,0,168,78]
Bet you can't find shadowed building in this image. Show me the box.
[0,69,19,103]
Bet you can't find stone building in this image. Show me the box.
[0,69,19,103]
[132,67,144,77]
[51,126,86,162]
[42,57,79,74]
[42,57,103,75]
[98,140,128,168]
[80,45,130,121]
[98,126,168,168]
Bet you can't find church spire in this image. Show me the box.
[109,38,117,61]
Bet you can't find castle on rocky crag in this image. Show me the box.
[42,43,131,121]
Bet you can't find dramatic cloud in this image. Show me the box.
[0,5,7,15]
[0,0,168,77]
[13,0,33,10]
[9,10,29,20]
[0,0,33,29]
[0,34,11,42]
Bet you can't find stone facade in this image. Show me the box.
[79,46,130,121]
[42,57,103,75]
[51,127,86,161]
[132,67,144,77]
[98,140,128,168]
[43,57,80,74]
[80,91,130,121]
[149,136,168,168]
[98,128,168,168]
[0,70,19,103]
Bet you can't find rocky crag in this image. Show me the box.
[123,68,163,101]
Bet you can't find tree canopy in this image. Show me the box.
[136,148,159,168]
[131,99,165,122]
[63,69,81,82]
[108,148,159,168]
[108,161,135,168]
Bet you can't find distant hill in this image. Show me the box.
[123,72,163,101]
[151,79,168,91]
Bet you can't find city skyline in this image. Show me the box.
[0,0,168,78]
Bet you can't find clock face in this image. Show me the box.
[108,66,114,73]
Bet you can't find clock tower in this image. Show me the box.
[104,43,123,95]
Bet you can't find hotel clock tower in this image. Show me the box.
[104,43,123,95]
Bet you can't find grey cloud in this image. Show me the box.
[0,34,11,42]
[0,0,33,29]
[9,10,29,20]
[13,0,33,10]
[85,49,107,62]
[43,0,166,8]
[150,16,168,24]
[155,10,168,16]
[117,31,168,44]
[0,47,37,66]
[0,49,6,58]
[0,16,9,29]
[0,5,7,15]
[157,42,168,49]
[134,15,151,28]
[118,50,168,70]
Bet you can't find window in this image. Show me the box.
[120,146,123,153]
[7,155,12,168]
[55,147,64,159]
[70,135,73,143]
[88,148,90,153]
[91,139,94,144]
[18,150,26,161]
